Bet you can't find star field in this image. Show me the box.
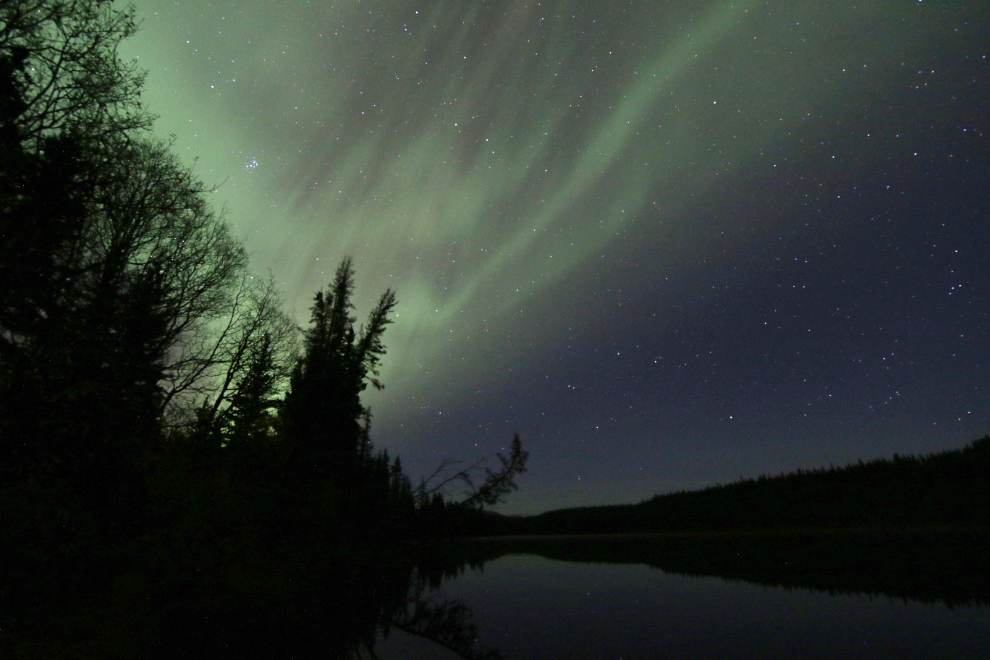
[123,0,989,513]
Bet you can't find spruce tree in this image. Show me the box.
[223,334,279,446]
[280,258,396,483]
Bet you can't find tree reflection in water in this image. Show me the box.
[7,530,985,657]
[365,554,505,660]
[379,593,504,660]
[0,544,503,659]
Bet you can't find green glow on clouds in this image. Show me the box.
[124,0,934,408]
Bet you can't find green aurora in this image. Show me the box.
[123,0,989,512]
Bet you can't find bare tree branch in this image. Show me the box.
[416,435,529,509]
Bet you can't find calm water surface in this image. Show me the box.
[377,541,990,659]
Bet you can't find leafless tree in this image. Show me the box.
[415,434,529,509]
[1,1,294,437]
[0,0,151,150]
[167,272,299,429]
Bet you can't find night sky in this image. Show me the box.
[123,1,989,514]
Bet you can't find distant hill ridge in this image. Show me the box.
[493,436,990,535]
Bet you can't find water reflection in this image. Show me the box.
[411,552,990,660]
[1,545,503,660]
[397,530,990,660]
[380,589,505,660]
[149,551,509,660]
[449,529,990,609]
[5,530,987,658]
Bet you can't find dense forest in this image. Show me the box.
[495,436,990,536]
[0,2,524,655]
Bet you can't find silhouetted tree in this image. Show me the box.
[179,274,299,441]
[279,257,396,481]
[415,433,530,510]
[460,434,529,509]
[1,3,532,654]
[0,0,151,402]
[0,22,165,500]
[0,0,263,540]
[87,137,249,424]
[0,0,149,151]
[222,334,280,445]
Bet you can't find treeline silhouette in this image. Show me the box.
[0,2,523,656]
[493,436,990,536]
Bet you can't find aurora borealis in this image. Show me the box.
[123,0,988,513]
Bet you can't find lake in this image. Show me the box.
[375,532,990,659]
[9,530,986,657]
